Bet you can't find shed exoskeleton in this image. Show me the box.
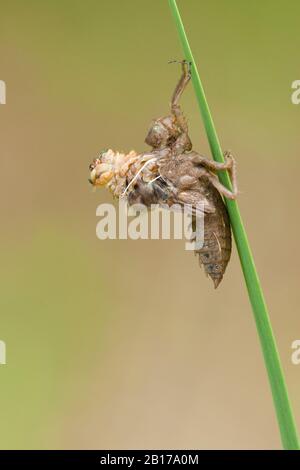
[89,61,238,287]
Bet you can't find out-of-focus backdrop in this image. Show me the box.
[0,0,299,450]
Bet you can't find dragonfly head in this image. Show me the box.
[89,149,115,187]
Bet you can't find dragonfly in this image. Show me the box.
[89,61,238,287]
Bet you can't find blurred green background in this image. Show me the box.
[0,0,300,449]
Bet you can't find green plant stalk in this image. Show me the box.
[168,0,299,450]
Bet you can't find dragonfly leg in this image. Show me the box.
[192,151,238,198]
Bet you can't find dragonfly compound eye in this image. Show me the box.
[145,121,170,148]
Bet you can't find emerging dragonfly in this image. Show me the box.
[89,61,238,287]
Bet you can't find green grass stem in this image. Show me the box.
[168,0,299,450]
